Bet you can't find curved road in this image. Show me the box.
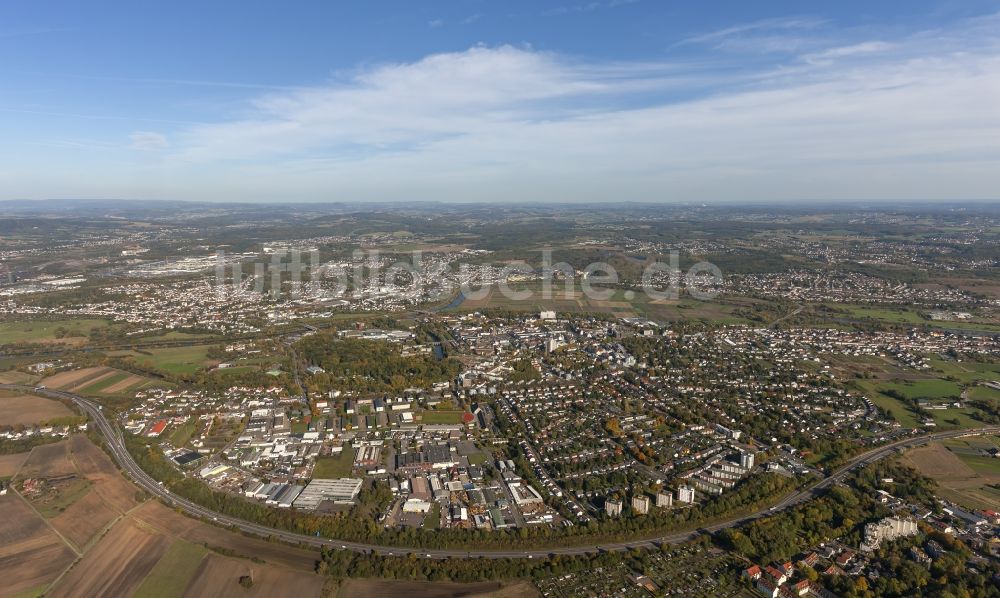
[7,383,998,559]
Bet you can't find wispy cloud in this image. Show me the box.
[802,41,894,64]
[544,0,641,17]
[672,16,827,53]
[18,12,1000,202]
[129,131,169,151]
[428,18,445,28]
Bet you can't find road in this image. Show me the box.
[6,383,998,559]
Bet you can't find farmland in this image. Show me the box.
[1,433,328,598]
[903,442,1000,511]
[125,346,217,377]
[13,435,141,550]
[454,283,754,323]
[0,391,74,427]
[0,318,111,346]
[0,493,77,597]
[335,579,537,598]
[133,540,208,598]
[0,452,29,477]
[40,366,159,397]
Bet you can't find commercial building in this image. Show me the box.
[293,477,363,509]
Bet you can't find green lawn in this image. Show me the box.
[467,453,488,466]
[0,318,110,345]
[420,410,466,425]
[312,445,354,478]
[133,539,207,598]
[423,502,441,529]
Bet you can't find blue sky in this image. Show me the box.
[2,0,1000,202]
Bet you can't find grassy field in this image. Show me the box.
[831,303,1000,332]
[167,417,198,447]
[423,502,441,529]
[903,442,1000,511]
[837,305,928,325]
[881,379,963,400]
[454,283,754,323]
[929,358,1000,383]
[929,408,988,430]
[127,346,216,376]
[420,410,466,424]
[312,446,355,478]
[857,382,921,428]
[33,477,93,518]
[969,385,1000,401]
[0,318,110,345]
[132,538,207,598]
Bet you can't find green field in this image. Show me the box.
[836,305,928,325]
[958,454,1000,476]
[420,410,466,425]
[129,346,216,376]
[33,478,93,518]
[454,283,754,323]
[829,304,1000,332]
[133,539,207,598]
[312,445,355,478]
[0,318,110,345]
[78,370,131,394]
[929,407,987,430]
[881,379,962,400]
[859,382,921,428]
[167,417,198,447]
[930,358,1000,385]
[423,502,441,529]
[969,386,1000,401]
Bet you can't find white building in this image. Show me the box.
[861,517,918,552]
[632,495,650,515]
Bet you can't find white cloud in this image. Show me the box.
[672,16,827,51]
[116,14,1000,201]
[802,41,894,65]
[129,131,169,151]
[428,19,444,28]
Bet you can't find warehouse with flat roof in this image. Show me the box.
[293,477,363,509]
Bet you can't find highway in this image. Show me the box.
[6,383,998,560]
